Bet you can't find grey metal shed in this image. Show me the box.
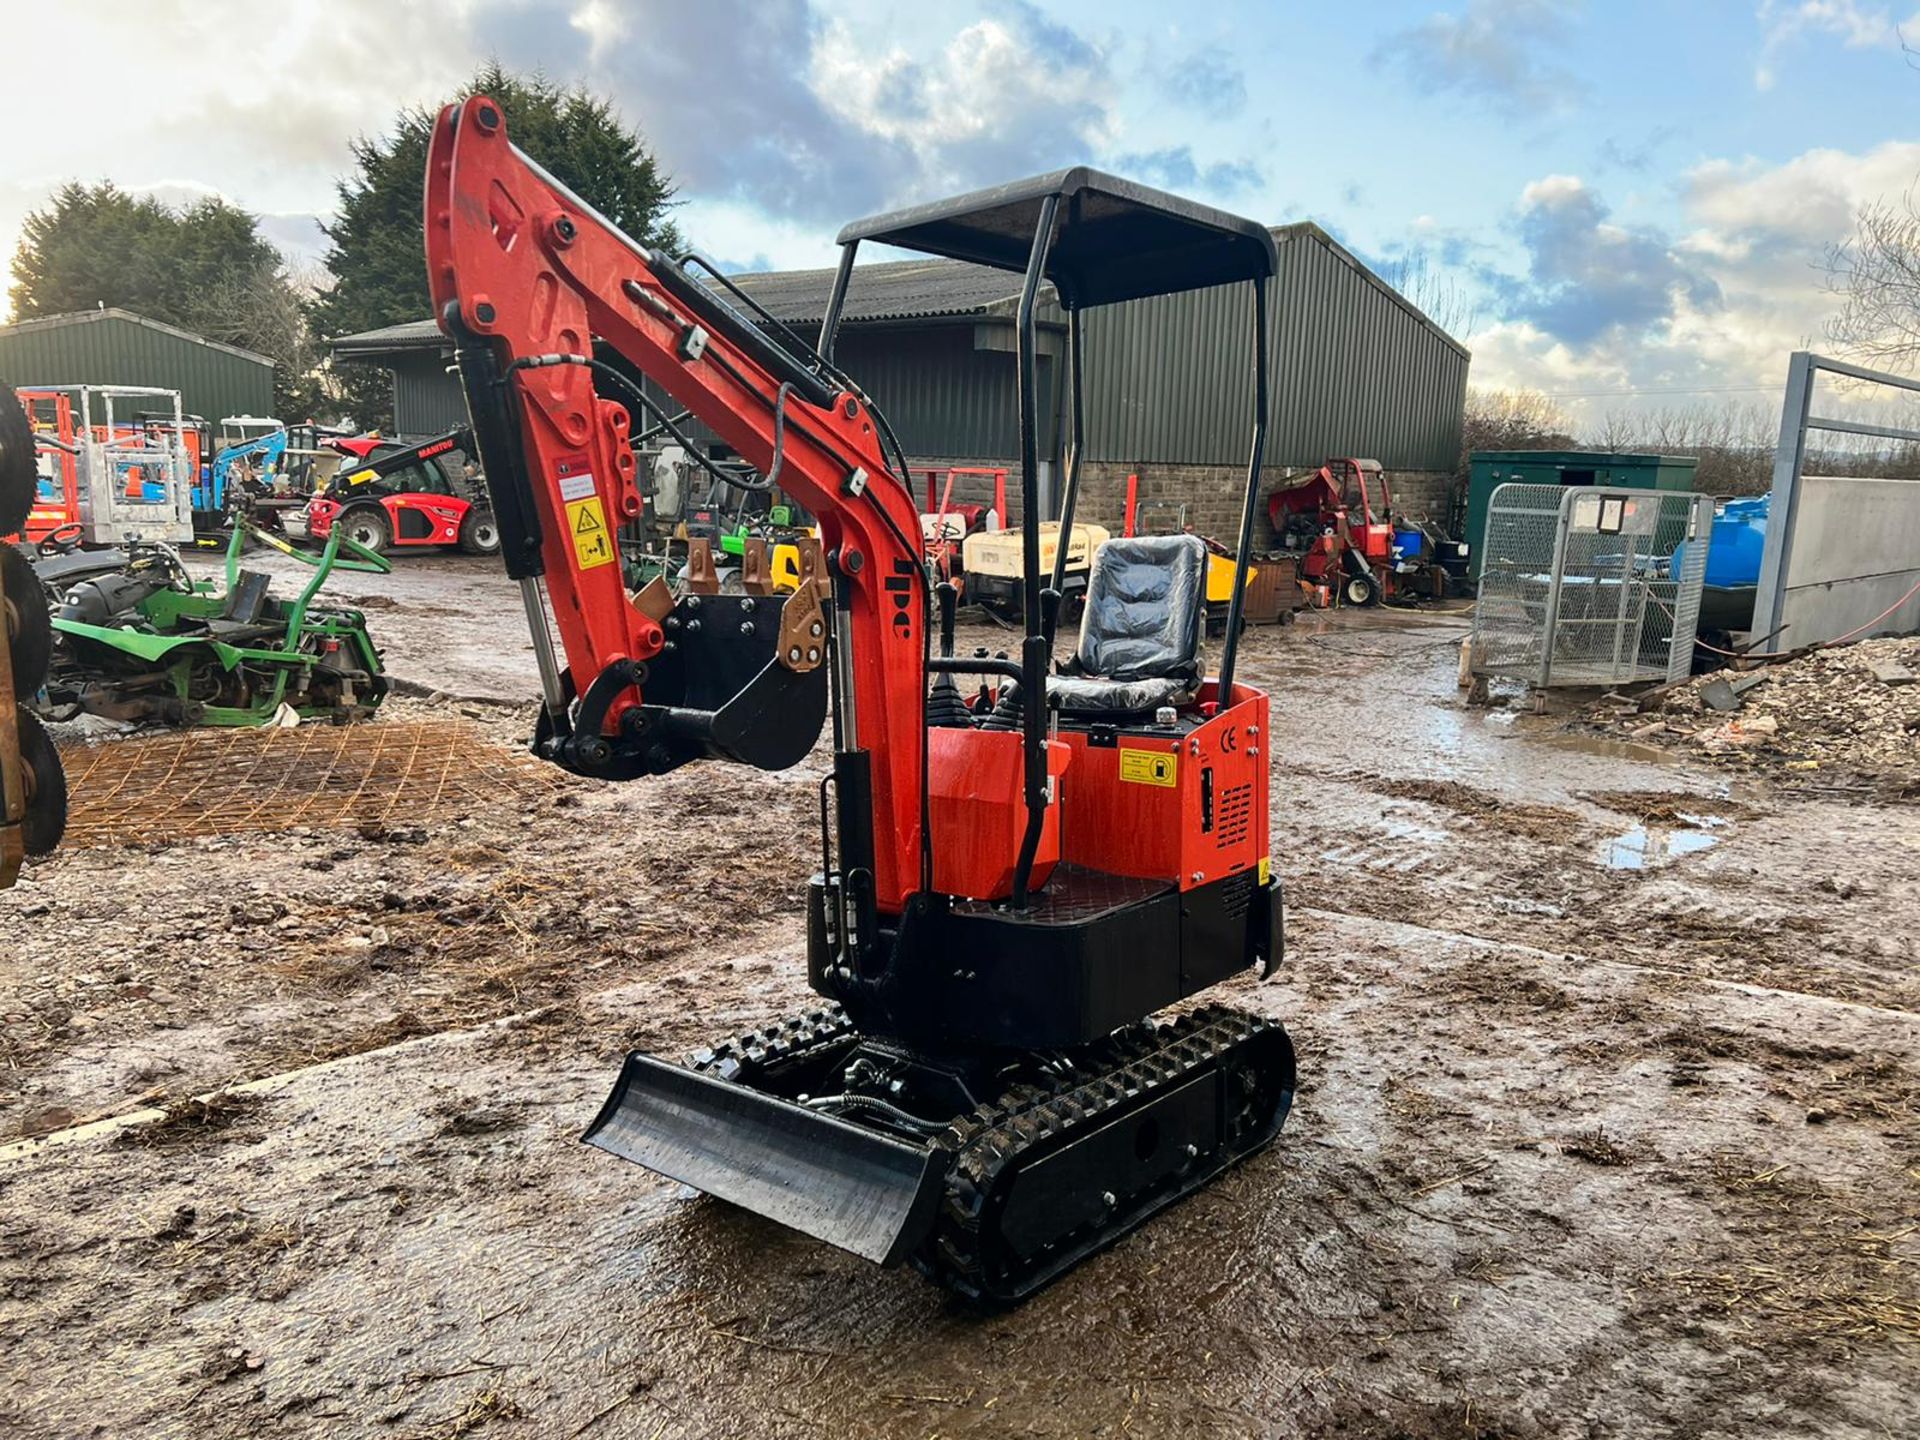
[331,220,1466,480]
[0,308,275,421]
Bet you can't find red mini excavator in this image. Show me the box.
[427,98,1295,1302]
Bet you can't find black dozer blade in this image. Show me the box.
[585,1051,950,1266]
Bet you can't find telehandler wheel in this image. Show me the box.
[14,706,66,856]
[1342,572,1378,607]
[459,506,500,556]
[340,506,391,557]
[0,545,51,694]
[0,382,32,537]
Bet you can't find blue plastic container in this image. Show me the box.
[1674,494,1768,588]
[1391,528,1426,561]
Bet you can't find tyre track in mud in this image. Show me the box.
[1,603,1917,1437]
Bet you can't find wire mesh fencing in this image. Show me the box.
[1472,484,1714,689]
[55,720,562,848]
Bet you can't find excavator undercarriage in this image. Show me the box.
[589,1003,1292,1303]
[427,100,1295,1300]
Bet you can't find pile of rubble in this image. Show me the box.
[1592,636,1920,792]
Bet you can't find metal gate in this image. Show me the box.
[1752,351,1920,652]
[1471,484,1714,689]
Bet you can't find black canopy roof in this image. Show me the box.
[835,167,1278,310]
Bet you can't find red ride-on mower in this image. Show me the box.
[302,426,498,558]
[1266,456,1440,606]
[920,466,1007,594]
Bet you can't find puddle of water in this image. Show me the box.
[1600,825,1720,870]
[1542,733,1692,767]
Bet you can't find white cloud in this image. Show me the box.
[1685,140,1920,244]
[809,12,1117,199]
[1519,174,1588,209]
[1476,140,1920,419]
[0,0,472,304]
[1753,1,1920,90]
[1373,0,1582,115]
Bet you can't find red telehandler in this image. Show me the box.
[427,98,1294,1301]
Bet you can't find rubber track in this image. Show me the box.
[918,1005,1287,1303]
[678,1003,1290,1303]
[686,1004,858,1081]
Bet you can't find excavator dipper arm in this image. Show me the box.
[425,96,927,911]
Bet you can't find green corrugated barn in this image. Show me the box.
[0,307,275,422]
[1465,450,1700,579]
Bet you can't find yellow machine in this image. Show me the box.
[1205,550,1250,605]
[961,521,1110,617]
[770,541,803,592]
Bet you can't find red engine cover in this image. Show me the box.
[927,729,1070,901]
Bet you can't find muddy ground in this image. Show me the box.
[2,554,1916,1439]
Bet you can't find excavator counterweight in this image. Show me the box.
[427,99,1295,1300]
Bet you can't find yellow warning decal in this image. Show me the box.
[566,495,615,570]
[1119,748,1178,788]
[1258,856,1271,885]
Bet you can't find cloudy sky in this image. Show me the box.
[4,0,1918,423]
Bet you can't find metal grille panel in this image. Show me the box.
[1215,782,1252,850]
[1472,484,1714,689]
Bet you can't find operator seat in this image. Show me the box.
[1048,534,1208,717]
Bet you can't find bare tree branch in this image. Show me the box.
[1825,186,1920,372]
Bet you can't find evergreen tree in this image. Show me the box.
[9,184,280,326]
[311,64,680,428]
[9,183,320,415]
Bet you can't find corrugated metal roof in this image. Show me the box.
[0,307,275,421]
[336,218,1470,472]
[729,257,1034,323]
[0,307,274,366]
[330,224,1457,358]
[328,258,1049,354]
[329,318,445,352]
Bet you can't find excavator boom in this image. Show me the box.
[426,97,929,911]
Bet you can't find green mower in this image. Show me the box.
[43,517,391,728]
